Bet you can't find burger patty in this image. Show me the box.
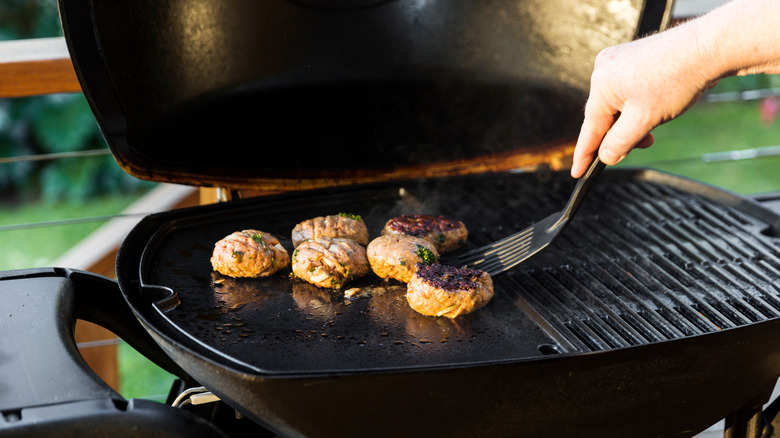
[406,263,493,318]
[366,234,439,283]
[292,237,369,289]
[292,214,369,248]
[211,230,290,278]
[381,214,467,253]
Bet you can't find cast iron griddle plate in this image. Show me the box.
[135,170,780,375]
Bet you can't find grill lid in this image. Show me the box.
[59,0,672,190]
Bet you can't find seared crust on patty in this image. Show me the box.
[381,214,467,253]
[211,230,289,278]
[366,234,439,283]
[407,263,493,318]
[292,214,369,248]
[292,237,369,289]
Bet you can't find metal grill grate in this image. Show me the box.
[500,178,780,353]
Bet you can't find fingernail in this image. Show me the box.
[600,151,627,165]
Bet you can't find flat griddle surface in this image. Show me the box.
[134,170,780,375]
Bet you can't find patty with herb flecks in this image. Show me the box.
[292,213,369,248]
[366,234,439,283]
[211,230,289,278]
[292,237,369,289]
[381,214,467,253]
[407,263,493,318]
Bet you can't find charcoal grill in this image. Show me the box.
[5,0,780,437]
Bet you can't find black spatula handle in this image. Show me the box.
[554,157,606,229]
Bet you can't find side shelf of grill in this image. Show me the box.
[0,268,227,437]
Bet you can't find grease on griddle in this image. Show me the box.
[292,281,343,320]
[210,272,276,312]
[205,264,483,351]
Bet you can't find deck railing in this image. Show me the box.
[1,36,199,393]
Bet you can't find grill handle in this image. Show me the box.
[0,268,187,379]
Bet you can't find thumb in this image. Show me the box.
[598,110,654,165]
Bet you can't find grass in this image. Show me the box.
[616,99,780,195]
[0,193,145,270]
[117,342,175,401]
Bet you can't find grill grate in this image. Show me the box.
[500,177,780,353]
[137,169,780,372]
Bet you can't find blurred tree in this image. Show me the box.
[0,0,61,40]
[0,0,152,204]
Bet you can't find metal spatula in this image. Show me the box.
[445,157,606,276]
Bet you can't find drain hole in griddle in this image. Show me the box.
[537,343,564,355]
[2,410,22,423]
[760,224,780,238]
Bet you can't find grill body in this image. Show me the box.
[114,169,780,437]
[48,0,780,436]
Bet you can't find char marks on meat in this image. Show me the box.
[366,234,439,283]
[382,214,467,253]
[406,263,493,318]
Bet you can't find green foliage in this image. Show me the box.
[0,0,61,40]
[0,93,153,204]
[32,94,97,153]
[0,1,152,204]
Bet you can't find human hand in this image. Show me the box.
[571,25,716,178]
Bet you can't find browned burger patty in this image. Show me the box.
[292,237,369,289]
[291,214,369,248]
[366,234,439,283]
[211,230,289,278]
[381,214,467,253]
[406,263,493,318]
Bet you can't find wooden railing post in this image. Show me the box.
[0,37,81,98]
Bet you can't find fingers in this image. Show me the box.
[571,97,617,178]
[571,107,655,178]
[571,125,603,177]
[597,108,654,165]
[635,132,655,149]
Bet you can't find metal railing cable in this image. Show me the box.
[632,144,780,168]
[0,212,151,232]
[0,148,110,164]
[0,148,157,232]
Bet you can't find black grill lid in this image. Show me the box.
[59,0,672,190]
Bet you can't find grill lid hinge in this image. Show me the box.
[215,187,241,203]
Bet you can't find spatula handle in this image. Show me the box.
[550,157,606,231]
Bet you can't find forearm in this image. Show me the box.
[693,0,780,79]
